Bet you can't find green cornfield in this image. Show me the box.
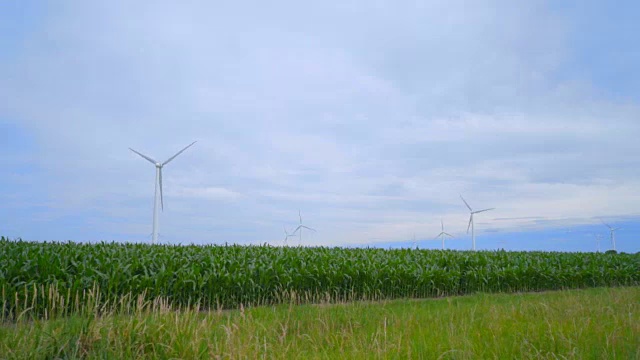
[1,237,638,320]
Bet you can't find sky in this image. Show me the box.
[1,1,639,252]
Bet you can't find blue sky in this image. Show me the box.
[1,1,638,253]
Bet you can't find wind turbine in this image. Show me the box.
[434,220,454,250]
[460,195,494,251]
[129,141,197,244]
[292,210,316,246]
[593,234,603,253]
[601,221,621,251]
[283,226,297,247]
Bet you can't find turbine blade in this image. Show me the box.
[162,141,197,166]
[467,215,472,233]
[600,219,612,229]
[299,210,302,225]
[159,168,164,211]
[444,232,454,238]
[301,226,316,232]
[441,219,444,232]
[129,148,157,165]
[460,195,472,211]
[474,208,495,214]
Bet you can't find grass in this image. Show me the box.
[1,286,638,359]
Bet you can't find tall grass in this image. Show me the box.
[1,236,638,320]
[1,287,638,359]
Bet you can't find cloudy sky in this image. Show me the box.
[1,1,639,252]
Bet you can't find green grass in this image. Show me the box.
[1,287,638,359]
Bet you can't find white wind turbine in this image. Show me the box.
[434,220,454,250]
[460,195,494,251]
[593,234,603,253]
[283,226,297,247]
[292,210,316,246]
[601,220,621,251]
[129,141,197,244]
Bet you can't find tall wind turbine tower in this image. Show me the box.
[130,141,197,244]
[601,221,621,251]
[460,195,494,251]
[434,220,454,250]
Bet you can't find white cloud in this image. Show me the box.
[1,1,639,246]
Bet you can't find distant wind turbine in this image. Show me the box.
[593,234,603,253]
[434,220,454,250]
[283,226,297,247]
[292,210,316,246]
[460,195,494,251]
[129,141,197,244]
[601,220,621,251]
[412,233,417,250]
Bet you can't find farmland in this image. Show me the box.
[1,237,638,320]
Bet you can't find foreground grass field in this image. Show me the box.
[1,286,638,359]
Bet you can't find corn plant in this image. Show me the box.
[1,236,638,320]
